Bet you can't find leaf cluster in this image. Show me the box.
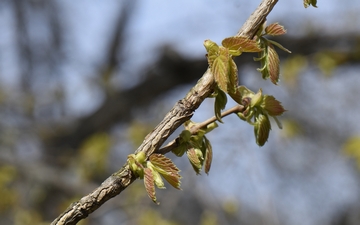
[128,152,181,204]
[203,22,289,146]
[235,87,286,146]
[255,22,291,84]
[172,120,216,175]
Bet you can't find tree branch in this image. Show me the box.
[51,0,278,224]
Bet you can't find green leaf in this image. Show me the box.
[261,95,286,117]
[204,39,219,53]
[304,0,317,8]
[179,130,191,143]
[212,47,230,92]
[150,165,165,189]
[229,86,243,105]
[144,168,158,204]
[250,89,263,108]
[187,148,202,174]
[214,88,227,123]
[127,154,144,178]
[135,151,146,164]
[203,136,213,175]
[190,130,206,147]
[149,154,182,190]
[238,86,255,98]
[228,58,238,94]
[254,114,271,146]
[265,23,287,36]
[222,36,261,53]
[172,142,188,157]
[204,39,219,67]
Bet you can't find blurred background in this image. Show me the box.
[1,0,360,224]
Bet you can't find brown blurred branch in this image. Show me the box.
[45,48,207,155]
[51,1,278,224]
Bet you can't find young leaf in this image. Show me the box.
[149,154,180,174]
[261,95,286,117]
[256,43,280,84]
[254,114,271,146]
[304,0,317,8]
[135,151,146,164]
[267,44,280,84]
[179,130,192,143]
[127,154,144,178]
[265,23,287,36]
[214,88,227,123]
[187,148,202,174]
[172,142,188,157]
[229,86,243,105]
[212,47,230,92]
[204,39,219,53]
[149,154,181,190]
[151,166,165,189]
[161,172,182,190]
[250,89,263,108]
[203,136,213,175]
[256,45,270,81]
[228,58,238,94]
[204,40,219,67]
[144,168,158,204]
[238,86,255,98]
[222,36,261,53]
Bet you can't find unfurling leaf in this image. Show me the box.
[228,58,238,94]
[204,39,219,54]
[214,88,227,123]
[265,23,287,36]
[258,43,281,85]
[203,136,213,175]
[127,154,144,178]
[238,86,255,98]
[250,89,263,108]
[179,130,192,143]
[304,0,317,8]
[262,95,286,116]
[229,86,243,105]
[267,44,280,84]
[187,148,202,174]
[222,36,261,54]
[144,168,158,204]
[135,151,146,164]
[254,114,271,146]
[148,163,165,189]
[204,40,220,67]
[149,154,181,190]
[212,47,230,92]
[172,142,188,157]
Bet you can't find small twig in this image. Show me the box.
[193,104,244,132]
[156,104,245,155]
